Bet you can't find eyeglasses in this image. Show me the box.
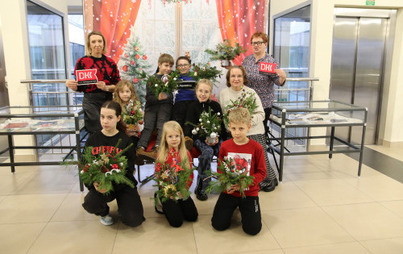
[177,64,190,68]
[251,41,265,46]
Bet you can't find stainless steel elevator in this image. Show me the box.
[330,8,395,145]
[0,19,10,158]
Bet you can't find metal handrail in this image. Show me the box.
[21,79,68,83]
[286,77,319,82]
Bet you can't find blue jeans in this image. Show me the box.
[194,139,221,191]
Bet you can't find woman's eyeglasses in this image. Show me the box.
[177,64,190,68]
[251,41,265,46]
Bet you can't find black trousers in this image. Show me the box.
[211,193,262,235]
[162,196,198,227]
[263,107,272,136]
[82,92,112,133]
[82,186,145,227]
[171,100,193,126]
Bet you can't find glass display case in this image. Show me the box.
[0,106,86,190]
[269,100,367,181]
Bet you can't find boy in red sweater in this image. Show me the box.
[211,107,266,235]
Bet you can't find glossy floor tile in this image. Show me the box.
[0,144,402,253]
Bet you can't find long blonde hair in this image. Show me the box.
[113,80,139,111]
[156,121,188,165]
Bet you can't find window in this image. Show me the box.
[274,5,311,88]
[27,0,67,106]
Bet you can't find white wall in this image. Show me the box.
[270,0,403,146]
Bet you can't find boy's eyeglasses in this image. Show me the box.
[177,64,190,68]
[251,41,265,46]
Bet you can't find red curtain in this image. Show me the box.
[87,0,142,63]
[215,0,266,65]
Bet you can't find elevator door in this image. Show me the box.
[0,20,10,158]
[330,15,388,145]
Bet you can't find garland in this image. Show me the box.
[205,155,255,198]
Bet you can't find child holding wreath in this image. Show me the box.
[211,107,266,235]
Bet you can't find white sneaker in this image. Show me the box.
[100,215,114,226]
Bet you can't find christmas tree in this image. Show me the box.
[119,34,151,105]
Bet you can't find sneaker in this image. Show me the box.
[154,193,164,214]
[185,136,193,151]
[100,215,114,226]
[261,178,278,192]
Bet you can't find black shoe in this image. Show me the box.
[261,178,278,192]
[195,178,208,201]
[196,190,208,201]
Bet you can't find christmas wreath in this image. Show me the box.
[189,63,222,82]
[153,149,192,203]
[187,107,221,144]
[205,39,246,62]
[79,139,134,194]
[206,155,255,198]
[139,70,181,98]
[122,99,143,127]
[223,90,258,125]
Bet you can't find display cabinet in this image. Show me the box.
[0,106,86,190]
[269,100,367,181]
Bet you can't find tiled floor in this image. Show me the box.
[1,145,403,254]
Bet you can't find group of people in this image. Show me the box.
[66,30,286,235]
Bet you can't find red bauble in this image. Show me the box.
[130,60,135,65]
[122,65,128,72]
[142,55,148,60]
[135,54,140,59]
[133,78,138,83]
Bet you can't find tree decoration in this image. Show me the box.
[189,63,222,83]
[223,90,258,125]
[138,70,181,98]
[206,155,255,198]
[153,149,192,204]
[78,139,134,195]
[120,35,151,105]
[187,108,221,144]
[205,39,247,67]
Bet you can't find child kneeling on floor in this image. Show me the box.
[211,107,266,235]
[154,121,198,227]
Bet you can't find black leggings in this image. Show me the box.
[211,193,262,235]
[82,186,145,227]
[162,196,198,227]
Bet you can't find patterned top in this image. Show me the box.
[75,55,120,93]
[242,53,281,109]
[218,138,266,197]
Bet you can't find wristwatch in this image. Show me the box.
[106,86,109,92]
